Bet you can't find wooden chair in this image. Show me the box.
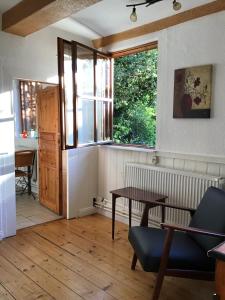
[128,186,225,300]
[15,150,35,196]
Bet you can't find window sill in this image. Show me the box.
[102,144,157,153]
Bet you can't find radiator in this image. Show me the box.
[123,163,225,226]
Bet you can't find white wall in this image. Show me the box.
[0,22,93,237]
[106,11,225,157]
[65,147,98,219]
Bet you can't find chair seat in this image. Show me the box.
[129,226,215,272]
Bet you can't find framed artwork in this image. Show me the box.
[173,64,212,118]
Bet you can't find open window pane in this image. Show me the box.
[77,46,94,97]
[96,100,112,141]
[58,38,113,149]
[78,97,94,145]
[96,55,110,98]
[64,42,74,146]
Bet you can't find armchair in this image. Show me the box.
[128,186,225,300]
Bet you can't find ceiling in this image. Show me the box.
[58,0,215,37]
[0,0,20,14]
[0,0,217,39]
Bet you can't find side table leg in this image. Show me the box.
[140,204,150,227]
[129,198,132,228]
[131,253,137,270]
[112,194,116,240]
[28,166,31,195]
[161,206,165,223]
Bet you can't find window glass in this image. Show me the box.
[64,43,74,146]
[96,55,110,98]
[20,81,38,132]
[113,48,158,147]
[77,46,94,97]
[77,97,94,145]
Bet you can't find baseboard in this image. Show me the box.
[96,208,141,226]
[78,206,97,217]
[96,207,160,228]
[0,230,4,240]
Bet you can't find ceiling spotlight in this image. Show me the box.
[130,6,137,22]
[173,0,182,11]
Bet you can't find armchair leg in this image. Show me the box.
[131,253,137,270]
[152,228,174,300]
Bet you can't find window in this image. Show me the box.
[112,42,158,148]
[19,80,39,133]
[58,38,113,149]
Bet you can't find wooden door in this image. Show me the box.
[37,85,61,214]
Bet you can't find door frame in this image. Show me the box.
[14,79,66,227]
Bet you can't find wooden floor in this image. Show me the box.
[0,214,214,300]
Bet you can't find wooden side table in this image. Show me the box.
[209,241,225,300]
[110,187,168,240]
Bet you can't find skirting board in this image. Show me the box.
[78,206,97,217]
[96,207,159,228]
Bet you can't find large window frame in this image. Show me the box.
[58,38,113,150]
[111,41,158,149]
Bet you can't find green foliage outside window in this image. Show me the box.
[113,49,158,147]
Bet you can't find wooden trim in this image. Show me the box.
[92,0,225,48]
[94,52,97,142]
[72,42,78,148]
[57,38,66,150]
[2,0,102,37]
[2,0,54,30]
[111,41,158,58]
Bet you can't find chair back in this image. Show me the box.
[189,186,225,251]
[15,151,35,168]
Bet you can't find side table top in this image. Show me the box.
[110,187,168,203]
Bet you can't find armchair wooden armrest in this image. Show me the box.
[145,200,196,217]
[161,223,225,239]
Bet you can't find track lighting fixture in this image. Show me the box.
[126,0,182,23]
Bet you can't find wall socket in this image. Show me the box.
[151,156,158,165]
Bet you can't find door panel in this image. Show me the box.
[37,86,61,214]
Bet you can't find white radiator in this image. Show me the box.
[123,163,225,226]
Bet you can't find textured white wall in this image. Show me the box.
[157,12,225,156]
[106,11,225,157]
[66,146,98,219]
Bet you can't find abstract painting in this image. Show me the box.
[173,65,212,118]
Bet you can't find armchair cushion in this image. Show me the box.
[129,226,215,272]
[189,187,225,251]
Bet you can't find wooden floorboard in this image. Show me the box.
[0,214,214,300]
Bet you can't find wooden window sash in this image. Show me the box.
[111,41,158,58]
[58,38,113,149]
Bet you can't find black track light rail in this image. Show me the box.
[126,0,163,8]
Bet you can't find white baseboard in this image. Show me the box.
[78,206,97,217]
[0,230,4,240]
[96,207,141,227]
[96,207,160,228]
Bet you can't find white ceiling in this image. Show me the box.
[0,0,216,39]
[0,0,20,14]
[68,0,215,36]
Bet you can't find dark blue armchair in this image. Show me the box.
[129,187,225,300]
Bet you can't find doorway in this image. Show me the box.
[14,80,63,230]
